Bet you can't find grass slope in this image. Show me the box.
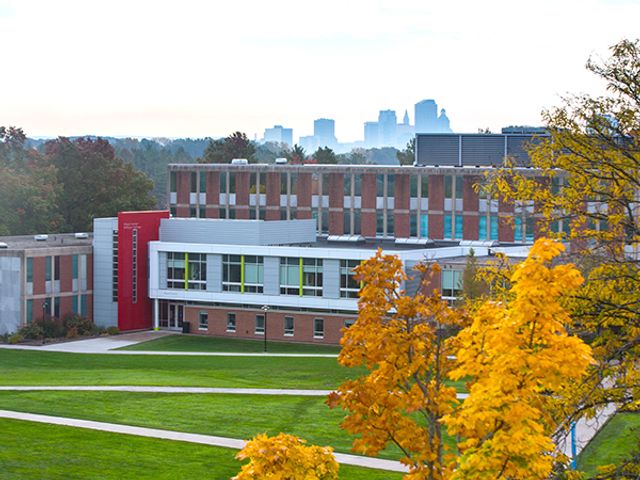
[577,413,640,478]
[0,418,403,479]
[118,334,342,354]
[0,349,359,388]
[0,391,424,460]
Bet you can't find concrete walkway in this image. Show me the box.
[0,385,470,399]
[0,331,339,357]
[0,409,408,473]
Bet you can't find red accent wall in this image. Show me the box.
[117,210,169,331]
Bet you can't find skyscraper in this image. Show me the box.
[313,118,337,148]
[414,99,438,133]
[364,121,379,147]
[263,125,293,146]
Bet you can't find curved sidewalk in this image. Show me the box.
[0,409,408,473]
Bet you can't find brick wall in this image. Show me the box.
[462,175,480,240]
[428,175,444,239]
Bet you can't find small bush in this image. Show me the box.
[40,319,65,338]
[63,314,97,336]
[8,333,24,344]
[18,323,44,340]
[106,326,120,335]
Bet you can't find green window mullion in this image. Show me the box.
[184,253,189,290]
[240,255,245,293]
[299,258,303,297]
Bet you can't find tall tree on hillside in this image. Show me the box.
[200,131,256,163]
[44,137,155,232]
[489,38,640,477]
[313,146,338,164]
[397,138,415,166]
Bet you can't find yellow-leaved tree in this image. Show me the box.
[233,432,339,480]
[443,239,593,479]
[327,250,461,480]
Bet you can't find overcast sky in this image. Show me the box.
[1,0,638,142]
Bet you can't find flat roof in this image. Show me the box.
[0,233,93,252]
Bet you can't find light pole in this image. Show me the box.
[261,305,269,353]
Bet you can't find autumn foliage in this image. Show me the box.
[233,433,339,480]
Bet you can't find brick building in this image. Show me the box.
[0,233,93,335]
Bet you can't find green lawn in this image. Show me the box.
[577,413,640,478]
[119,334,342,354]
[0,349,360,389]
[0,391,413,460]
[0,418,403,479]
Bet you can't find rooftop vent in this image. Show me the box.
[275,157,288,165]
[327,235,365,243]
[231,158,249,165]
[74,232,89,239]
[0,242,8,249]
[395,237,433,246]
[34,234,48,241]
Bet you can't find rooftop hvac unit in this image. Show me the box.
[75,232,89,239]
[231,158,249,165]
[275,157,288,165]
[0,242,8,249]
[34,234,48,241]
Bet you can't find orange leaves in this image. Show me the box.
[233,433,339,480]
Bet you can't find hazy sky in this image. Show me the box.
[1,0,639,142]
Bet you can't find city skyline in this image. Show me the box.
[1,0,639,141]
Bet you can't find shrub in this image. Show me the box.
[40,319,65,338]
[18,323,44,340]
[106,326,120,335]
[8,333,24,344]
[63,314,97,336]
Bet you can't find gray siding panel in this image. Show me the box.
[207,254,222,293]
[263,257,280,296]
[0,256,21,334]
[159,219,315,246]
[92,218,118,328]
[323,259,340,299]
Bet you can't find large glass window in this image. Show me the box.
[255,314,265,334]
[284,316,294,336]
[441,270,462,299]
[479,216,487,240]
[302,258,323,297]
[420,214,429,237]
[244,256,264,293]
[280,257,300,295]
[187,253,207,290]
[376,211,384,236]
[72,255,78,280]
[45,256,52,282]
[167,252,186,289]
[340,260,360,298]
[170,172,177,193]
[26,299,33,324]
[54,256,60,281]
[525,217,535,243]
[515,217,523,242]
[226,313,236,332]
[190,172,197,193]
[314,318,324,339]
[444,176,453,199]
[490,216,499,240]
[222,255,242,292]
[444,215,452,239]
[199,172,206,193]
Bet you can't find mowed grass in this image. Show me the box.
[0,349,360,389]
[0,391,417,460]
[119,334,342,354]
[577,413,640,478]
[0,418,403,480]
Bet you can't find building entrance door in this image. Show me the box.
[168,303,184,330]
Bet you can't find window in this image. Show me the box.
[170,172,177,192]
[280,257,300,295]
[187,253,207,290]
[284,316,294,336]
[386,174,395,197]
[26,299,33,324]
[190,172,197,193]
[131,229,137,303]
[199,205,206,218]
[455,176,463,199]
[226,313,236,332]
[313,318,324,339]
[72,255,78,280]
[73,295,80,315]
[410,213,417,237]
[255,314,265,335]
[167,252,186,289]
[53,297,60,319]
[525,217,535,243]
[199,172,206,193]
[420,214,429,237]
[479,216,487,240]
[112,231,118,301]
[344,319,355,328]
[376,211,384,236]
[26,258,33,283]
[243,256,264,293]
[198,311,209,330]
[45,256,52,282]
[222,255,242,292]
[340,260,360,298]
[387,211,394,236]
[515,217,523,242]
[302,258,323,297]
[455,215,463,240]
[444,215,452,239]
[421,175,429,198]
[441,270,462,299]
[80,295,87,316]
[490,216,499,240]
[444,176,453,199]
